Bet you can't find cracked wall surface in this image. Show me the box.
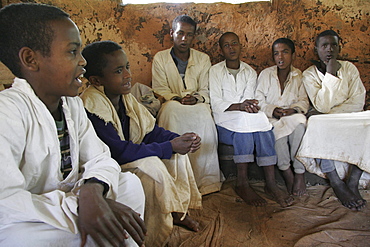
[1,0,369,108]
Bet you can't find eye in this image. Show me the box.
[126,63,130,70]
[273,52,278,56]
[115,68,123,74]
[223,44,230,48]
[70,49,77,55]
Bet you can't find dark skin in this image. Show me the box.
[218,33,293,207]
[89,49,201,231]
[19,18,146,247]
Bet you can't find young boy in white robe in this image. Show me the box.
[209,32,293,207]
[80,41,202,247]
[152,15,224,195]
[256,38,309,196]
[298,30,367,210]
[0,3,146,246]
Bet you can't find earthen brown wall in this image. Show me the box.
[1,0,369,107]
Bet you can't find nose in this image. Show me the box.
[79,53,87,67]
[123,68,131,79]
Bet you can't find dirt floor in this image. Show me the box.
[166,179,370,247]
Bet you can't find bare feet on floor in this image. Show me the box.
[265,182,294,207]
[292,173,307,197]
[172,212,200,232]
[331,180,366,211]
[282,168,294,195]
[235,183,267,207]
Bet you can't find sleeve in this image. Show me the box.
[87,112,175,164]
[152,52,180,101]
[194,54,211,103]
[328,64,365,113]
[0,96,121,234]
[255,69,280,118]
[303,64,365,113]
[290,73,309,114]
[209,65,234,113]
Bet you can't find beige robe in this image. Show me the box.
[152,48,224,195]
[80,85,202,247]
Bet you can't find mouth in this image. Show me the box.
[74,69,86,86]
[123,80,131,87]
[278,61,284,65]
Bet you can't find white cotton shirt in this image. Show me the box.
[209,60,272,133]
[255,65,309,140]
[303,60,366,113]
[0,78,121,234]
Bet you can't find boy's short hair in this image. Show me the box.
[172,15,197,32]
[272,38,295,54]
[315,30,341,46]
[218,32,239,48]
[82,41,122,79]
[0,3,69,78]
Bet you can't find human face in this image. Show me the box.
[170,22,195,54]
[98,49,131,98]
[273,43,294,71]
[315,35,340,64]
[220,33,241,62]
[36,18,86,99]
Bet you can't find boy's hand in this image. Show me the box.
[181,94,197,105]
[241,99,259,113]
[170,132,200,154]
[273,107,284,119]
[281,108,297,117]
[326,58,341,76]
[78,183,145,247]
[189,133,201,153]
[106,199,146,247]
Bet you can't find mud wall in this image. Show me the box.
[1,0,369,107]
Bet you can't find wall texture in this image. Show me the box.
[1,0,369,107]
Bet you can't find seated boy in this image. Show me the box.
[298,30,367,210]
[0,3,146,247]
[80,41,202,247]
[152,15,224,195]
[209,32,293,207]
[256,38,309,196]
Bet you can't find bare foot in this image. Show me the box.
[172,212,200,232]
[235,184,267,207]
[331,180,365,211]
[292,173,307,197]
[265,183,294,207]
[346,182,367,210]
[282,168,294,194]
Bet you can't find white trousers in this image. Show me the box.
[0,172,145,247]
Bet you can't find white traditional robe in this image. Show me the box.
[298,61,369,187]
[0,78,144,246]
[152,48,224,195]
[256,65,309,140]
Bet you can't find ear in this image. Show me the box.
[314,46,318,55]
[19,47,39,72]
[88,76,103,87]
[170,29,174,38]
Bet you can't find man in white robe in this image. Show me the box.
[152,15,224,195]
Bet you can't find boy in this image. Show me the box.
[256,38,309,196]
[152,15,223,195]
[298,30,367,210]
[0,3,146,246]
[80,41,202,247]
[209,32,293,207]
